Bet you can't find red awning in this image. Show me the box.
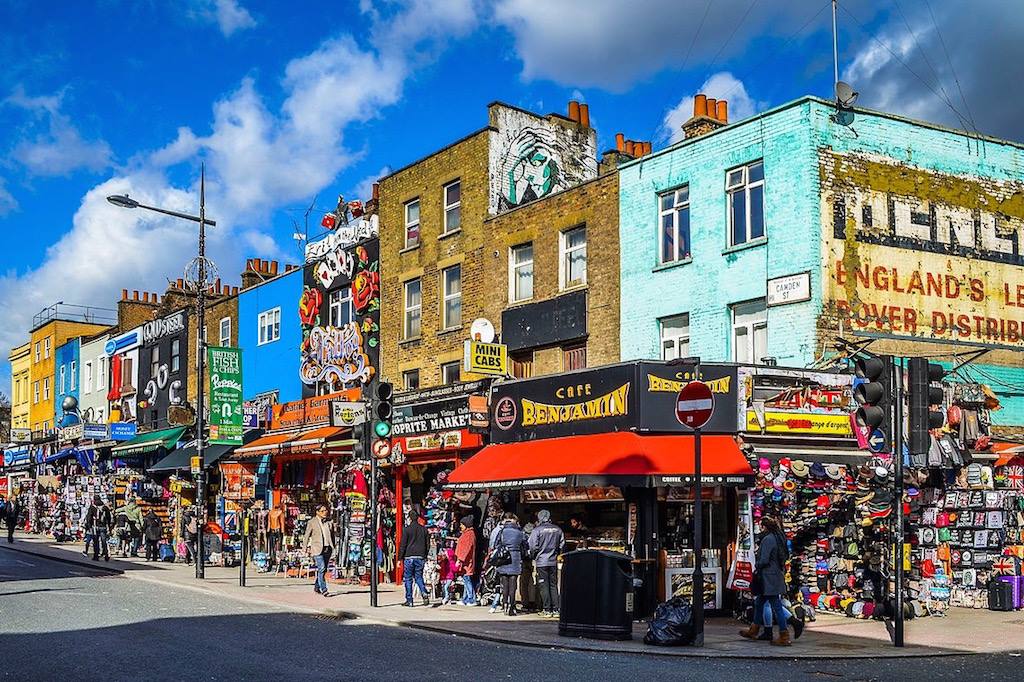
[234,432,296,458]
[445,432,753,490]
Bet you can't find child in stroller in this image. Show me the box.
[477,563,502,611]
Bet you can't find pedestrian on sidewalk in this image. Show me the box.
[85,496,112,561]
[437,545,456,605]
[398,507,430,607]
[494,513,529,616]
[740,515,791,646]
[302,505,335,598]
[182,506,199,565]
[80,503,93,557]
[529,509,564,618]
[143,510,163,561]
[117,498,144,557]
[454,516,477,606]
[4,494,22,544]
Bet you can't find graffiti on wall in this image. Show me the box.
[139,363,184,410]
[304,214,379,264]
[821,152,1024,350]
[488,106,597,214]
[300,324,375,387]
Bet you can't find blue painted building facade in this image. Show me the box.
[619,96,1024,424]
[238,266,303,405]
[54,337,80,426]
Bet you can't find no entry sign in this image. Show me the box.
[676,381,715,429]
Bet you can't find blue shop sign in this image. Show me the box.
[110,422,138,441]
[83,423,109,440]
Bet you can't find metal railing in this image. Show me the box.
[32,302,118,329]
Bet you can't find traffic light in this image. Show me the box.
[853,355,892,447]
[908,358,945,455]
[373,381,393,438]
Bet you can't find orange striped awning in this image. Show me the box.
[234,432,296,458]
[283,426,350,455]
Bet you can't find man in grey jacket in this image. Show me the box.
[528,510,564,617]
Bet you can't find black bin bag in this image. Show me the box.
[643,597,695,646]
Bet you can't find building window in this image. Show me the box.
[443,180,461,234]
[403,369,420,391]
[151,346,160,377]
[34,342,40,362]
[511,352,534,379]
[328,288,353,328]
[405,198,420,248]
[59,366,66,396]
[441,361,461,385]
[442,265,462,329]
[510,243,534,303]
[660,314,691,360]
[732,299,768,364]
[70,361,76,391]
[43,377,50,401]
[404,279,421,339]
[33,381,39,404]
[560,225,587,289]
[44,337,51,359]
[171,339,180,373]
[98,356,107,391]
[659,186,691,264]
[85,362,92,394]
[563,344,587,371]
[219,317,231,346]
[258,308,281,345]
[727,160,765,246]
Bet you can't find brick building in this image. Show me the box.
[378,101,598,389]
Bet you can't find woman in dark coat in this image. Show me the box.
[142,510,163,562]
[740,516,791,646]
[493,513,529,616]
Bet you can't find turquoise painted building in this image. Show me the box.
[619,96,1024,425]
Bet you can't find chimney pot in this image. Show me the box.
[716,99,728,123]
[624,140,635,156]
[143,292,150,303]
[579,103,590,128]
[132,290,140,301]
[568,100,580,122]
[270,261,279,276]
[644,142,652,155]
[694,94,708,118]
[615,133,625,151]
[121,288,128,300]
[177,278,184,289]
[372,182,380,200]
[705,98,717,118]
[233,286,239,296]
[153,293,159,304]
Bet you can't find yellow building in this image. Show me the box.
[8,342,30,436]
[27,313,110,436]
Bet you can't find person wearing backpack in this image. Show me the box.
[740,515,792,646]
[85,496,113,561]
[142,510,163,561]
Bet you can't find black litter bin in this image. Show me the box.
[558,549,634,641]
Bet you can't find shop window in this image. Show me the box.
[70,360,76,391]
[258,307,281,345]
[151,345,160,377]
[443,180,461,234]
[560,225,587,290]
[405,198,420,248]
[403,369,420,391]
[510,243,533,303]
[563,344,587,371]
[727,160,765,246]
[660,313,690,360]
[404,278,421,339]
[328,288,353,328]
[441,361,461,385]
[219,317,231,346]
[731,298,768,364]
[442,265,462,329]
[511,352,534,379]
[659,186,691,264]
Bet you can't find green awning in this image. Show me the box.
[111,426,187,458]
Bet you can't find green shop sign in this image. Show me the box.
[208,346,243,445]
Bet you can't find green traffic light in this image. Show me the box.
[374,421,391,437]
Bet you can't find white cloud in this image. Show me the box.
[659,72,761,143]
[5,86,113,176]
[190,0,258,37]
[0,0,480,366]
[0,178,17,216]
[350,166,391,203]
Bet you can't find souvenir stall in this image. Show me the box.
[109,426,186,547]
[39,445,103,540]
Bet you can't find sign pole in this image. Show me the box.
[693,423,704,647]
[368,400,379,608]
[893,358,905,647]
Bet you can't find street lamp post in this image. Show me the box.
[107,165,216,581]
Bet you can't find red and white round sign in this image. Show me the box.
[372,438,392,460]
[675,381,715,429]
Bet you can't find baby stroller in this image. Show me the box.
[477,563,501,607]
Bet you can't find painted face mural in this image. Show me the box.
[504,127,560,208]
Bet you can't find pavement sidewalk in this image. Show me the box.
[4,533,1023,659]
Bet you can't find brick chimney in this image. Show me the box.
[682,93,728,139]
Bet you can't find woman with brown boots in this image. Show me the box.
[739,515,792,646]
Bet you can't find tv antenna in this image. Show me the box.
[831,1,859,128]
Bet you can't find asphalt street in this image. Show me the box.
[0,546,1018,681]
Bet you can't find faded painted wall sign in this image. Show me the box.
[823,153,1024,349]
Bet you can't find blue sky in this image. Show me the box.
[0,0,1020,389]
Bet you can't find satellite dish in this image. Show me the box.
[470,318,496,343]
[836,81,859,108]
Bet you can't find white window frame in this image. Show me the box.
[43,377,50,401]
[441,361,461,385]
[34,342,40,362]
[44,337,51,359]
[403,369,420,391]
[731,299,768,364]
[443,180,461,234]
[726,160,765,247]
[70,360,76,391]
[509,243,534,303]
[660,314,691,361]
[219,317,231,347]
[258,307,281,345]
[151,345,160,377]
[59,365,66,396]
[560,225,587,290]
[171,339,180,373]
[33,381,39,404]
[659,186,691,264]
[328,288,354,328]
[404,279,422,339]
[85,362,93,394]
[98,356,107,391]
[441,264,462,330]
[404,198,420,248]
